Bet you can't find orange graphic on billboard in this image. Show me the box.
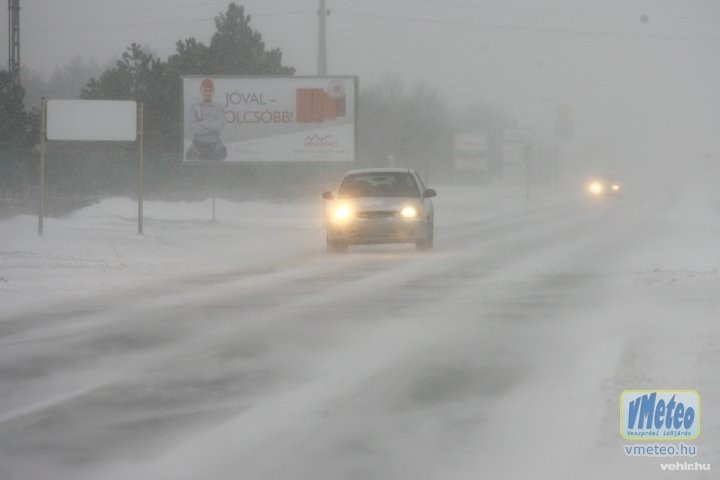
[296,87,346,123]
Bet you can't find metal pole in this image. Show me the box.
[318,0,327,75]
[211,163,218,222]
[556,154,560,193]
[137,101,144,235]
[525,144,530,201]
[38,96,46,236]
[8,0,21,85]
[212,191,216,222]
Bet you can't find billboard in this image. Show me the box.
[182,76,357,163]
[47,100,137,141]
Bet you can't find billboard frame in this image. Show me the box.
[180,75,359,165]
[38,98,144,235]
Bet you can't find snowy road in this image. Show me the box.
[0,187,718,479]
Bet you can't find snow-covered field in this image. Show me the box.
[0,183,718,479]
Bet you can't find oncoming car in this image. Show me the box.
[586,176,622,198]
[322,168,436,252]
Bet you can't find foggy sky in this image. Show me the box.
[3,0,720,176]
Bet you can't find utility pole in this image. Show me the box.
[318,0,328,75]
[8,0,21,86]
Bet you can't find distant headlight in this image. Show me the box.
[611,184,620,191]
[588,181,604,195]
[400,206,418,218]
[333,205,352,221]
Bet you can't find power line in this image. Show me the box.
[22,10,314,34]
[22,5,312,27]
[21,0,291,22]
[14,1,720,49]
[332,9,720,43]
[345,0,717,23]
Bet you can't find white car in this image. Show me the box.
[322,168,436,252]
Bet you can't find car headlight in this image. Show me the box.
[611,184,620,191]
[400,206,419,218]
[333,205,352,221]
[588,181,604,195]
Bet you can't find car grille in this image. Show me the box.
[356,211,396,219]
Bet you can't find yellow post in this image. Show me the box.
[137,101,144,235]
[38,97,46,236]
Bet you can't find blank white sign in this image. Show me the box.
[47,100,137,141]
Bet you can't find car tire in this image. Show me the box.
[416,220,434,251]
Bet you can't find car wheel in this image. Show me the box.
[416,220,434,251]
[327,239,348,253]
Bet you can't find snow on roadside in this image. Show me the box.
[0,197,325,317]
[578,189,720,478]
[0,186,547,317]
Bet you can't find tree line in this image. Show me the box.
[0,2,505,205]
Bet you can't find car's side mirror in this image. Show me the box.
[423,188,437,198]
[322,191,334,200]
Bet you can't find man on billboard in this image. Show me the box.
[186,79,227,161]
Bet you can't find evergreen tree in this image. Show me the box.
[80,3,296,160]
[0,71,28,146]
[208,3,295,75]
[82,43,163,100]
[0,71,34,195]
[81,43,172,159]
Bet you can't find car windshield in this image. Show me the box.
[338,172,421,198]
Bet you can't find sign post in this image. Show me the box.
[42,99,139,235]
[137,101,144,235]
[38,97,47,236]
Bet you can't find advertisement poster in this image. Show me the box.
[182,76,357,163]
